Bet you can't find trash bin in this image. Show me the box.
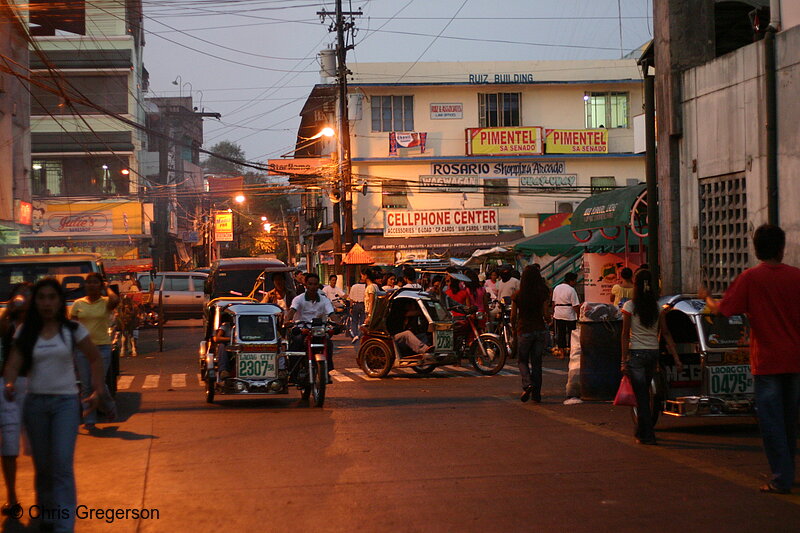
[579,303,623,401]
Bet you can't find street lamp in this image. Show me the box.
[234,194,245,204]
[172,75,182,97]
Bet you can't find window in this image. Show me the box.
[382,179,409,209]
[31,156,130,196]
[31,160,63,196]
[192,277,206,291]
[371,96,413,132]
[165,276,189,291]
[590,176,616,195]
[699,174,748,294]
[483,179,509,207]
[585,92,629,128]
[479,93,521,127]
[31,74,129,115]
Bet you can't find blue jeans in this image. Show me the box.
[626,349,659,441]
[517,331,546,396]
[24,394,80,533]
[350,302,365,337]
[77,344,111,424]
[754,373,800,491]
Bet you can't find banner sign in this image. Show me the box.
[583,253,640,303]
[214,211,233,242]
[389,132,427,155]
[430,103,463,120]
[538,213,572,233]
[431,161,565,177]
[31,201,141,237]
[268,158,329,176]
[384,208,498,237]
[466,127,543,156]
[419,175,479,192]
[519,174,578,189]
[0,226,20,245]
[545,129,608,154]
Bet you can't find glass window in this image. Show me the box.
[0,261,94,301]
[382,179,409,209]
[585,92,629,128]
[31,74,129,115]
[483,179,510,207]
[31,160,63,196]
[236,315,276,342]
[371,95,414,132]
[590,177,616,195]
[479,93,521,127]
[191,276,206,291]
[165,275,189,291]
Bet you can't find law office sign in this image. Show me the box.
[430,103,463,120]
[545,129,608,154]
[466,126,543,156]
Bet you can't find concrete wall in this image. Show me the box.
[678,23,800,291]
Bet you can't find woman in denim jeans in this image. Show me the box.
[620,270,682,445]
[3,278,105,532]
[511,265,551,403]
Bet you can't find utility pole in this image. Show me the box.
[318,1,361,280]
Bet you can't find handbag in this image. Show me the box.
[613,375,637,406]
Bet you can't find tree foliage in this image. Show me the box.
[203,140,246,175]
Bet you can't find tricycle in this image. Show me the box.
[357,288,506,378]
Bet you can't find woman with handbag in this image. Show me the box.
[511,265,552,403]
[3,278,105,532]
[620,269,682,445]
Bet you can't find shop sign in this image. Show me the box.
[384,208,498,238]
[389,132,427,155]
[545,129,608,154]
[583,253,640,303]
[395,249,428,263]
[467,73,534,84]
[31,200,142,237]
[431,161,565,177]
[16,201,32,225]
[519,174,578,190]
[538,213,572,233]
[430,103,463,120]
[419,175,479,192]
[466,127,543,156]
[181,230,200,244]
[214,211,233,242]
[0,226,20,245]
[268,158,329,176]
[46,212,111,235]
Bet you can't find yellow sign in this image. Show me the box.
[466,126,543,156]
[32,200,143,237]
[214,211,233,242]
[545,129,608,154]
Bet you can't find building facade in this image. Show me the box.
[295,60,646,267]
[15,0,152,260]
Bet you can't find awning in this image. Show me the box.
[571,184,646,233]
[512,225,625,257]
[317,231,525,258]
[343,243,375,264]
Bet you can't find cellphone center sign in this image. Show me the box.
[384,208,498,237]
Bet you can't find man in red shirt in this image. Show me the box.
[705,224,800,494]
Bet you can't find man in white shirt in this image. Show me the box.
[552,272,581,358]
[322,274,345,308]
[287,272,336,380]
[348,273,367,341]
[401,266,422,289]
[496,268,520,303]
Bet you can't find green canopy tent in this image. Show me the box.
[512,224,625,257]
[571,183,648,241]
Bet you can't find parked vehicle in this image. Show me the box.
[0,253,104,306]
[137,271,208,321]
[199,302,334,407]
[205,257,294,301]
[489,297,514,360]
[357,289,506,378]
[635,295,754,427]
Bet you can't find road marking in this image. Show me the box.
[393,367,414,375]
[142,375,160,389]
[498,368,517,376]
[171,374,187,388]
[497,395,800,506]
[543,367,568,375]
[329,370,353,382]
[342,367,376,380]
[441,366,477,378]
[117,376,134,390]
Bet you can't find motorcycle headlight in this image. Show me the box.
[311,326,326,337]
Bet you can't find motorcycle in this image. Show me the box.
[286,318,338,408]
[489,297,514,360]
[451,304,507,375]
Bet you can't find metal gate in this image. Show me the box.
[699,174,748,294]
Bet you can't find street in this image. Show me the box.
[1,322,797,532]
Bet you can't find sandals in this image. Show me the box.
[760,482,791,494]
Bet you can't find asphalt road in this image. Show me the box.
[3,321,799,532]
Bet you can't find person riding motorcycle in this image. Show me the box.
[286,273,335,382]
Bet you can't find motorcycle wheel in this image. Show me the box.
[411,364,437,374]
[470,336,506,375]
[311,360,327,407]
[358,339,393,378]
[205,376,215,404]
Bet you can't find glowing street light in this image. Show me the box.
[260,216,267,222]
[234,194,245,204]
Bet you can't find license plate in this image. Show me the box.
[707,365,754,395]
[237,353,276,379]
[434,330,454,351]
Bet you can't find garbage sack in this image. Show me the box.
[580,302,622,322]
[565,327,582,399]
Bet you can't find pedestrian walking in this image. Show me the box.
[620,269,681,445]
[511,266,551,403]
[117,296,139,358]
[551,272,580,359]
[348,272,367,342]
[610,267,634,308]
[3,278,105,533]
[69,272,119,430]
[703,224,800,494]
[363,268,381,328]
[0,282,31,518]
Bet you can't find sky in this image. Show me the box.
[142,0,653,164]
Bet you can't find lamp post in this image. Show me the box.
[171,75,182,97]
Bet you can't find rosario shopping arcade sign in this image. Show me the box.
[384,208,499,237]
[426,160,576,191]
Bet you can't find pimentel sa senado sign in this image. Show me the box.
[466,127,543,156]
[384,208,499,237]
